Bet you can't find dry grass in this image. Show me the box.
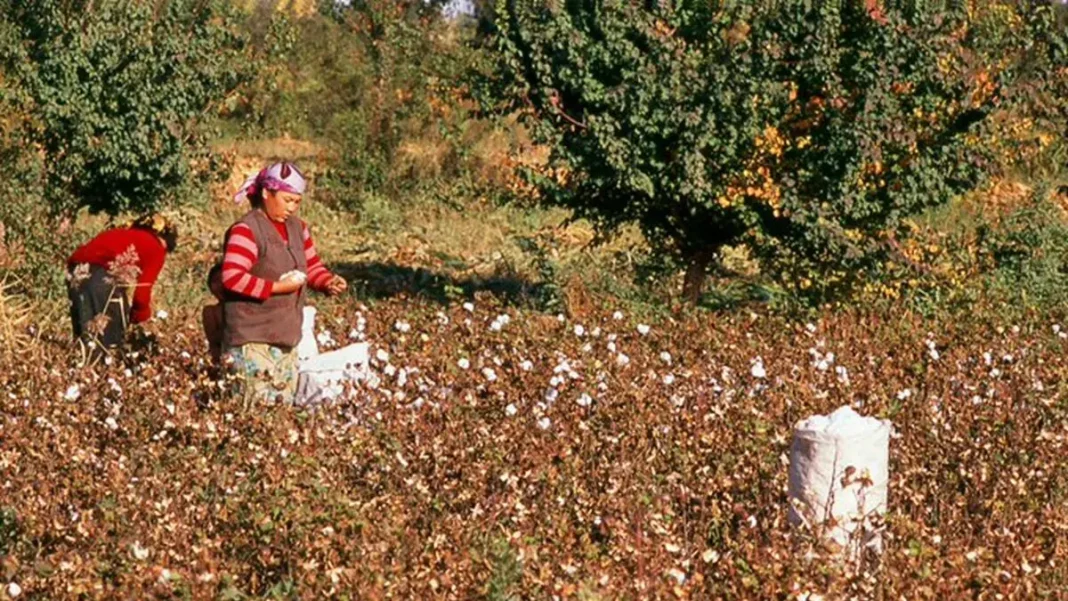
[0,275,32,357]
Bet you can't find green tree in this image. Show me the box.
[484,0,1068,303]
[0,0,256,217]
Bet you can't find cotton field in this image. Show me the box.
[1,298,1066,599]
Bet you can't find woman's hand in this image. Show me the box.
[273,278,305,295]
[325,275,348,296]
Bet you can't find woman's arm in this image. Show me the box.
[130,235,166,323]
[222,224,276,300]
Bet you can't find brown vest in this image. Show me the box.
[223,210,307,349]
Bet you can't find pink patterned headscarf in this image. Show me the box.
[233,162,307,204]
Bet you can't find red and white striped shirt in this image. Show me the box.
[222,219,334,300]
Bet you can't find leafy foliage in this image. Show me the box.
[483,0,1068,302]
[231,1,484,207]
[0,0,256,216]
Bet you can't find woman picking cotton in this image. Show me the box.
[67,214,178,357]
[220,161,346,404]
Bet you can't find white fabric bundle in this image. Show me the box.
[297,306,320,363]
[281,270,307,284]
[294,305,369,406]
[788,405,892,558]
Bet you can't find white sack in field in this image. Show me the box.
[297,306,320,363]
[788,405,891,558]
[294,305,369,406]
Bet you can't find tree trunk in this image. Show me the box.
[681,250,715,305]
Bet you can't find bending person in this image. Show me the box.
[66,214,178,355]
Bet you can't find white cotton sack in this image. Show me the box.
[788,405,892,559]
[297,306,319,363]
[295,342,370,406]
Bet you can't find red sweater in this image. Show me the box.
[222,219,333,300]
[68,227,166,324]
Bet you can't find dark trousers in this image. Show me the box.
[68,265,130,349]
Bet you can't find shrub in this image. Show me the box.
[0,0,256,217]
[483,0,1068,304]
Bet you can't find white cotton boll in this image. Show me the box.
[64,384,81,401]
[805,323,817,333]
[550,375,563,387]
[348,328,361,340]
[383,365,397,377]
[574,324,585,337]
[637,324,651,335]
[613,311,624,320]
[929,348,940,361]
[662,373,676,385]
[520,360,533,371]
[750,359,767,379]
[581,343,592,354]
[375,349,390,363]
[557,313,566,322]
[394,320,411,333]
[6,582,21,598]
[131,541,150,561]
[482,367,497,382]
[490,320,503,332]
[616,353,630,366]
[591,327,601,337]
[537,416,552,430]
[544,388,559,402]
[156,310,168,320]
[463,302,475,312]
[660,351,672,365]
[607,341,617,353]
[835,365,850,384]
[816,359,830,372]
[576,393,593,407]
[505,403,518,417]
[897,388,913,400]
[105,417,118,431]
[1054,324,1062,334]
[457,358,470,370]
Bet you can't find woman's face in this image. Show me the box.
[262,189,302,222]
